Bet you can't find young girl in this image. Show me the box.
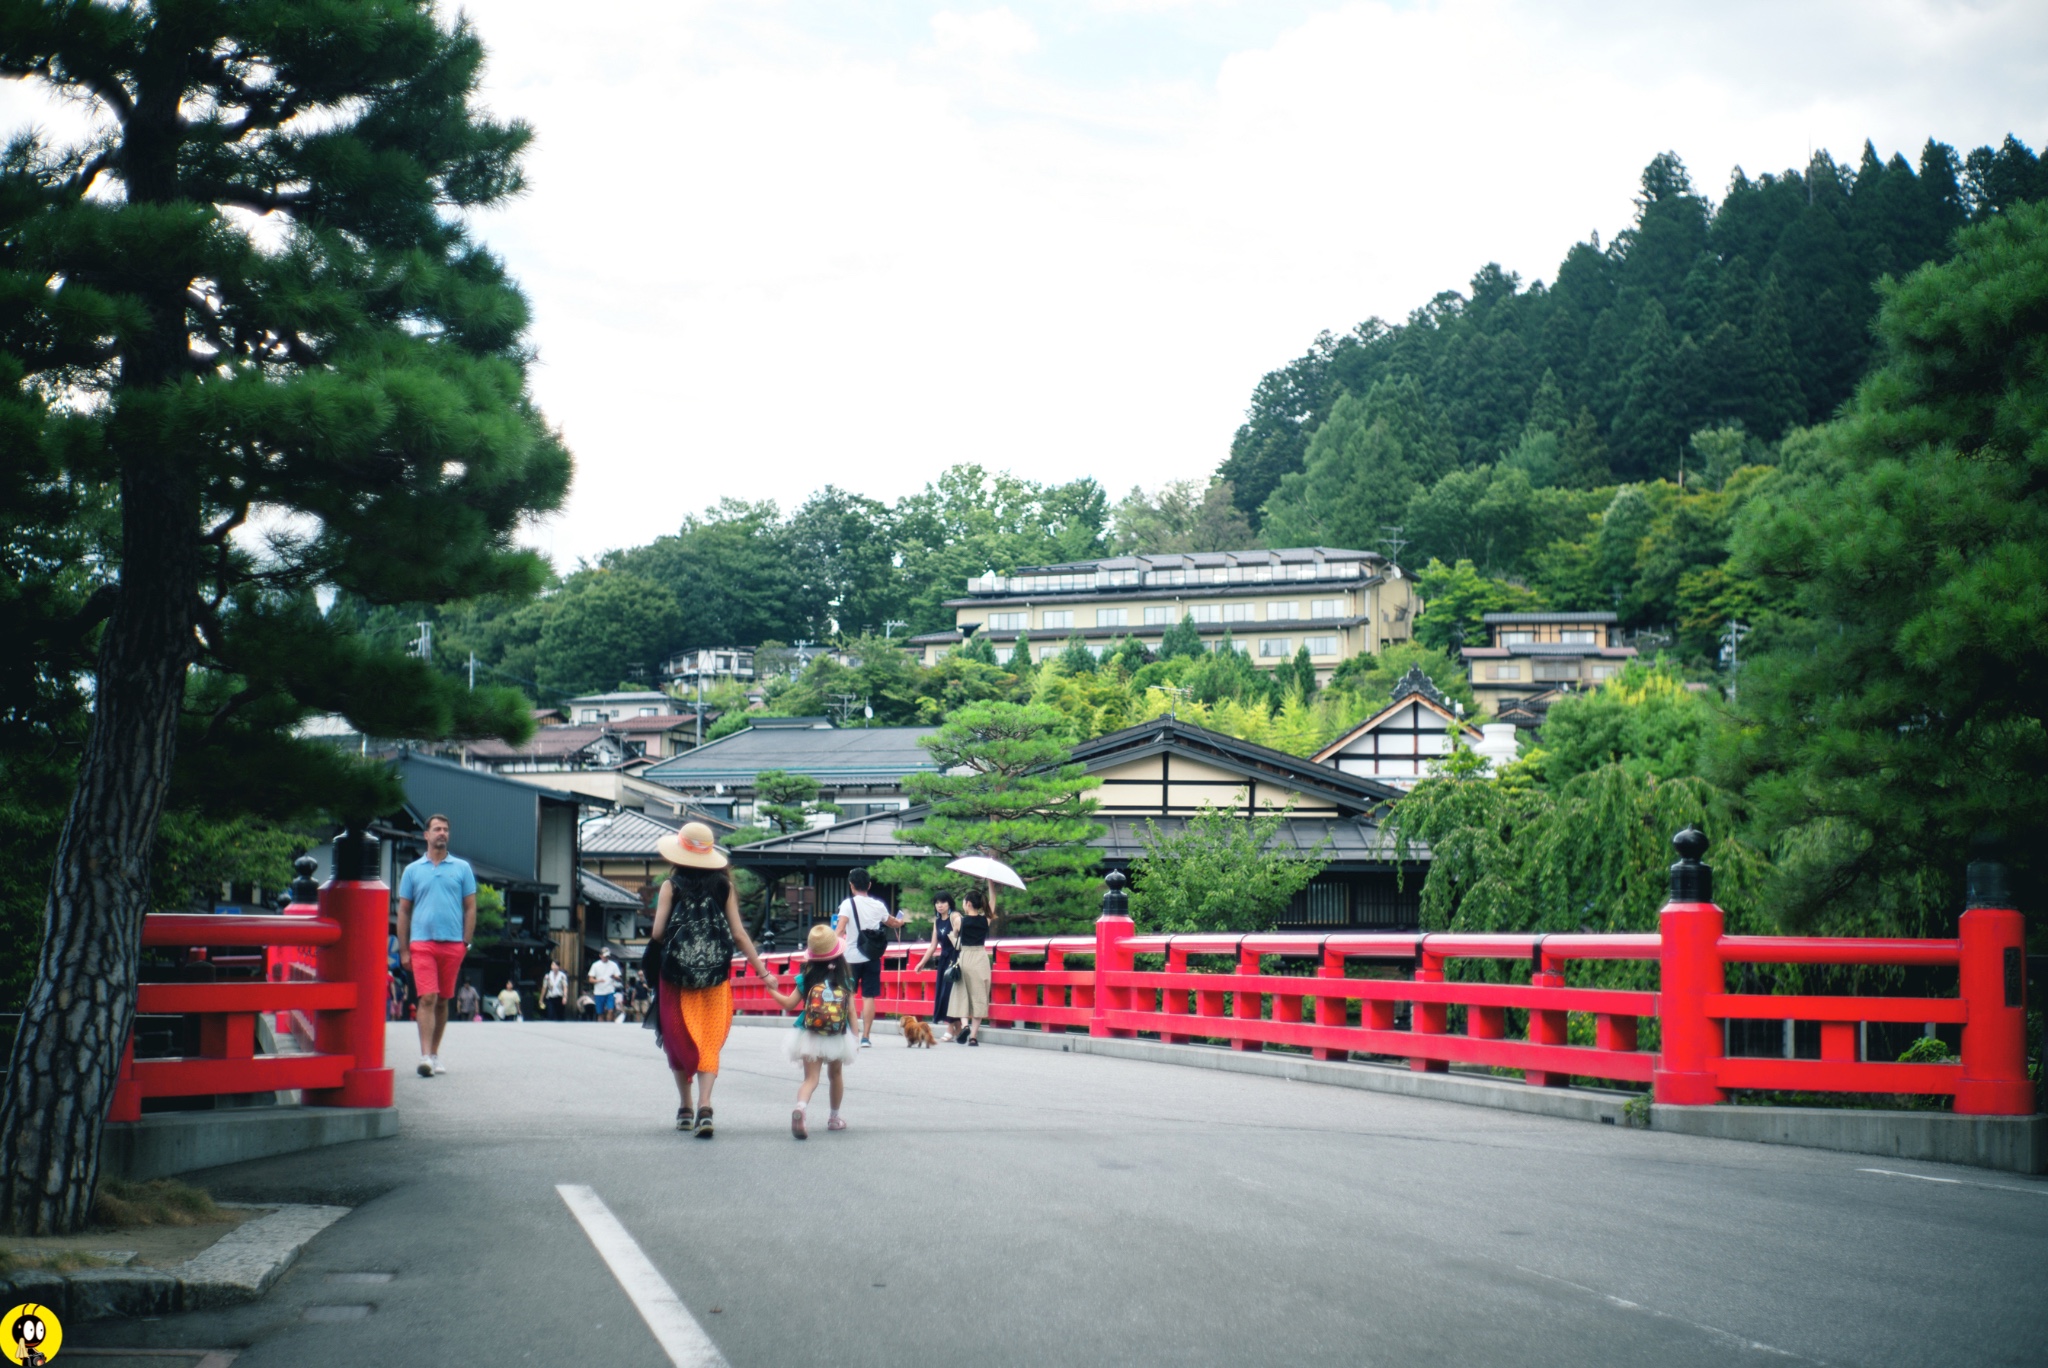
[763,923,858,1138]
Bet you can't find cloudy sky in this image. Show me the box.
[9,2,2048,567]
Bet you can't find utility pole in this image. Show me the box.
[411,620,433,663]
[467,651,476,690]
[1378,525,1409,566]
[883,619,907,640]
[1719,620,1751,699]
[695,667,704,750]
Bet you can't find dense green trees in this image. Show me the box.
[1127,804,1327,933]
[0,0,568,1232]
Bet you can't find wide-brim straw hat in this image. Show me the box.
[656,820,729,870]
[805,924,845,960]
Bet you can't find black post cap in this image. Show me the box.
[1667,826,1713,905]
[289,855,320,905]
[1965,832,2012,910]
[1100,868,1130,921]
[332,827,379,882]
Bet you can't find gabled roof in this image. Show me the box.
[579,868,645,910]
[1311,668,1477,764]
[1068,717,1404,810]
[1482,611,1618,624]
[463,725,623,762]
[579,806,736,858]
[640,722,940,788]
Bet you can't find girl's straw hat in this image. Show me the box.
[656,821,729,870]
[805,924,844,960]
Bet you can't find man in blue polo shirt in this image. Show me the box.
[396,813,477,1078]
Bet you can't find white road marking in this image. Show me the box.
[1858,1166,2048,1197]
[557,1184,730,1368]
[1509,1264,1817,1362]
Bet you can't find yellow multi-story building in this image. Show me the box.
[908,547,1418,680]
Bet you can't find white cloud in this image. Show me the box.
[3,1,2043,571]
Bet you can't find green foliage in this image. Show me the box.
[1720,199,2048,933]
[1326,642,1476,715]
[1127,804,1327,932]
[535,570,682,695]
[149,813,309,914]
[1157,613,1204,661]
[1110,480,1254,553]
[870,703,1104,932]
[753,769,840,835]
[1411,559,1543,650]
[1533,660,1716,785]
[473,884,507,946]
[1260,377,1457,547]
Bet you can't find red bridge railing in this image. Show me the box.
[108,868,392,1122]
[730,830,2034,1116]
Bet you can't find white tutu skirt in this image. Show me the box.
[784,1026,857,1064]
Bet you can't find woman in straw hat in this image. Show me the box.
[651,820,772,1138]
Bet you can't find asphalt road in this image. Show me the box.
[73,1018,2048,1367]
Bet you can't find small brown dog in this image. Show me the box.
[899,1015,936,1048]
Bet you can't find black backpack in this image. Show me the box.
[661,885,734,989]
[844,896,891,960]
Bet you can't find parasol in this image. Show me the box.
[945,855,1025,889]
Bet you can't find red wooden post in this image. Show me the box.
[1313,947,1349,1062]
[1954,850,2031,1116]
[107,1037,142,1123]
[1595,1013,1638,1053]
[1410,940,1449,1073]
[1525,957,1569,1088]
[1232,945,1264,1051]
[307,830,393,1109]
[1654,827,1726,1106]
[1090,871,1135,1039]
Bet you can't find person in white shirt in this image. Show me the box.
[835,867,903,1048]
[541,961,570,1021]
[588,948,623,1021]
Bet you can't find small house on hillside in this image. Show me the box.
[731,718,1426,939]
[638,718,941,826]
[1462,612,1636,716]
[1312,666,1518,789]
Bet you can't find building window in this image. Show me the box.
[1259,638,1292,658]
[1304,635,1339,656]
[1037,646,1060,661]
[1207,639,1250,653]
[1311,598,1345,619]
[1265,601,1300,620]
[1561,630,1597,644]
[1589,662,1621,680]
[1301,881,1348,926]
[1220,603,1253,622]
[988,612,1026,631]
[639,707,659,716]
[1501,631,1535,645]
[1142,606,1174,626]
[1096,608,1129,627]
[1041,610,1074,629]
[1188,605,1221,624]
[1533,661,1580,681]
[1493,664,1522,681]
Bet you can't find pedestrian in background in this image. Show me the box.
[761,923,857,1138]
[454,979,481,1022]
[916,893,959,1037]
[835,867,902,1049]
[496,980,523,1021]
[651,821,772,1138]
[542,960,569,1021]
[589,947,622,1021]
[949,886,995,1047]
[396,813,476,1077]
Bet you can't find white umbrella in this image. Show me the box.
[945,855,1025,889]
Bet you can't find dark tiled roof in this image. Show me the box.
[1480,611,1618,624]
[464,725,617,761]
[1067,718,1403,808]
[579,868,644,909]
[1014,547,1384,575]
[1463,643,1638,658]
[640,724,939,787]
[578,808,687,857]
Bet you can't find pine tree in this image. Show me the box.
[1158,613,1204,660]
[1057,634,1098,674]
[1005,634,1036,675]
[870,703,1105,932]
[0,4,569,1232]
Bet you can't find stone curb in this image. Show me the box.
[732,1014,2048,1172]
[0,1202,349,1323]
[102,1104,399,1181]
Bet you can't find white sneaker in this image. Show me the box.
[430,1056,446,1075]
[417,1058,433,1078]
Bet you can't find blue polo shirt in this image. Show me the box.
[399,854,477,943]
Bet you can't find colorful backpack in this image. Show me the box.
[801,981,849,1035]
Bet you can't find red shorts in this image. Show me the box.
[410,941,467,998]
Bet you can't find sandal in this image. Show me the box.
[827,1114,847,1132]
[791,1108,807,1140]
[676,1106,695,1133]
[969,1036,980,1047]
[694,1106,713,1139]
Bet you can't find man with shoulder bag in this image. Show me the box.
[835,867,902,1049]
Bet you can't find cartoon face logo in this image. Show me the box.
[1,1303,61,1365]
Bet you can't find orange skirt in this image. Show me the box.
[656,979,734,1075]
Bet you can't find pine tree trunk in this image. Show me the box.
[0,453,199,1233]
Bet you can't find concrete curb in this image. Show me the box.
[102,1105,399,1181]
[734,1015,2048,1172]
[1652,1103,2047,1173]
[0,1201,349,1322]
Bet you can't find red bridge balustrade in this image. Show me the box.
[728,830,2035,1116]
[109,844,392,1122]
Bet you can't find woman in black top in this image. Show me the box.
[949,887,994,1045]
[916,893,959,1035]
